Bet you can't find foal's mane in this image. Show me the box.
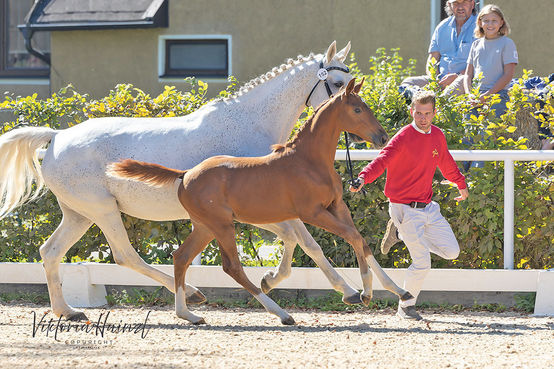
[216,53,317,102]
[270,97,336,153]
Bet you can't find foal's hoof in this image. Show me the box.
[186,290,207,305]
[342,294,363,305]
[400,291,415,301]
[281,316,296,326]
[260,272,273,294]
[192,318,206,325]
[361,293,373,306]
[65,311,88,322]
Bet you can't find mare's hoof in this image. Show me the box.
[400,291,414,301]
[260,276,273,294]
[66,312,88,321]
[186,290,207,305]
[192,318,206,325]
[281,316,295,325]
[342,294,363,305]
[361,293,372,306]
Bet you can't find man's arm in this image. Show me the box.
[349,133,404,192]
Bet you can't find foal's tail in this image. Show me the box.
[107,159,187,187]
[0,126,56,219]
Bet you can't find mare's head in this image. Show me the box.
[333,79,388,148]
[307,41,354,108]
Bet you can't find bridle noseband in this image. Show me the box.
[304,59,365,194]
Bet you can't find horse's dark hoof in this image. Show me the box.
[66,312,88,321]
[192,318,206,325]
[401,291,414,301]
[281,316,295,325]
[260,277,272,294]
[342,293,363,305]
[361,293,372,306]
[186,290,207,305]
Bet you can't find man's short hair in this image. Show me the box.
[411,90,436,109]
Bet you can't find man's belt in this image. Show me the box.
[405,201,429,209]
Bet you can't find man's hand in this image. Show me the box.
[455,187,469,202]
[349,177,364,193]
[439,73,459,88]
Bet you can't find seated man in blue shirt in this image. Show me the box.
[402,0,477,95]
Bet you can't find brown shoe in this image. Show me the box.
[381,219,400,254]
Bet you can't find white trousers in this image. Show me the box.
[389,201,460,307]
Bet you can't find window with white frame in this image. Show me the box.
[0,0,49,77]
[160,36,231,79]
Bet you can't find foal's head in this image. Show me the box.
[335,79,388,148]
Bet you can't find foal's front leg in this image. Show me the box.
[255,220,361,304]
[302,201,411,304]
[328,200,413,302]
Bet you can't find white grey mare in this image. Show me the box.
[0,42,381,322]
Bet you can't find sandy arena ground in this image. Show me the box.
[1,303,552,369]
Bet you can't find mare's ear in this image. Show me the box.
[335,41,351,63]
[345,78,356,95]
[353,77,365,94]
[325,41,337,64]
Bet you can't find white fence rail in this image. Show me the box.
[1,263,553,315]
[335,149,554,270]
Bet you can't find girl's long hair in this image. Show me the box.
[475,4,511,38]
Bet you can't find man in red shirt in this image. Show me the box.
[350,90,469,320]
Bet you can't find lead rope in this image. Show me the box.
[344,132,366,195]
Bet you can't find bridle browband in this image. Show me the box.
[305,59,350,107]
[304,59,365,194]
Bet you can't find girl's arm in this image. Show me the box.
[482,63,516,97]
[463,64,474,94]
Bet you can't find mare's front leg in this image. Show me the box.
[256,220,361,305]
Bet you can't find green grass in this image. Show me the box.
[0,289,538,314]
[0,291,50,304]
[106,287,174,307]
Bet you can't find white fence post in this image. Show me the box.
[503,159,515,270]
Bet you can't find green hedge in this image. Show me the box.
[1,49,552,269]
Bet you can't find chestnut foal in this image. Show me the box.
[108,79,413,325]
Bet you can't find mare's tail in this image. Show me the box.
[107,159,187,187]
[0,126,56,219]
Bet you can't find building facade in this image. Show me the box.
[0,0,552,101]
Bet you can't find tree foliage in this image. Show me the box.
[0,50,552,269]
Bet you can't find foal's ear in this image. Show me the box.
[353,77,365,94]
[345,78,356,95]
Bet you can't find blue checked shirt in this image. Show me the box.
[429,14,477,77]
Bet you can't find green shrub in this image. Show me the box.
[1,50,552,269]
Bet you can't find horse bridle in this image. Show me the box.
[305,59,365,194]
[305,60,350,107]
